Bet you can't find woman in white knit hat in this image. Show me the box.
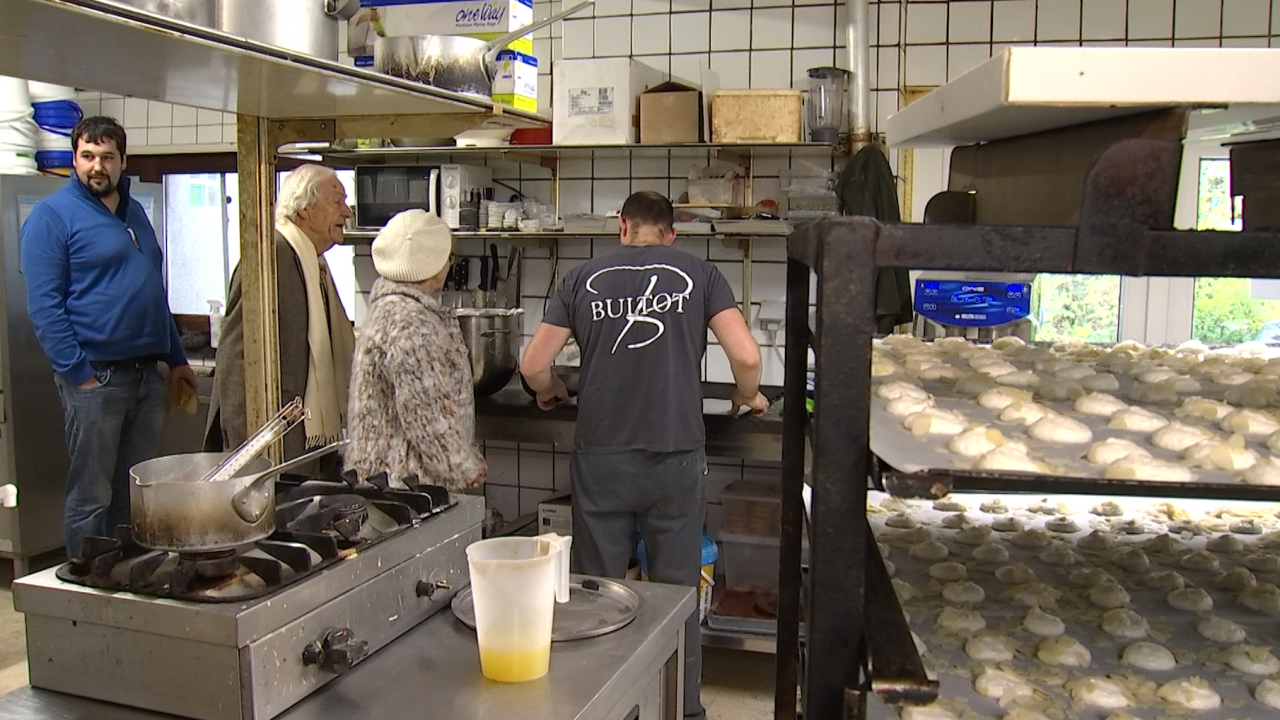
[346,209,486,490]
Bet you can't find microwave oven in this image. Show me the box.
[354,164,493,229]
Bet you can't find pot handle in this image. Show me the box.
[326,0,361,20]
[483,0,595,64]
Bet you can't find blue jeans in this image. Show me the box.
[55,363,166,558]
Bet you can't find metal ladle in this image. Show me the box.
[230,439,350,524]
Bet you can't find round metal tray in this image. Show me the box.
[451,574,643,641]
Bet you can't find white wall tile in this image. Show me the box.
[595,16,633,55]
[635,0,670,13]
[519,488,557,517]
[560,158,594,179]
[1081,0,1127,38]
[1127,0,1174,38]
[146,128,172,146]
[594,156,632,177]
[875,46,901,88]
[880,2,902,44]
[1274,0,1280,34]
[564,18,595,57]
[534,38,552,70]
[79,97,101,117]
[484,485,518,523]
[172,126,197,144]
[751,8,794,48]
[519,450,556,490]
[1222,0,1270,35]
[633,14,672,53]
[711,9,752,50]
[713,261,745,301]
[1222,34,1269,45]
[537,76,552,115]
[793,6,837,47]
[197,125,222,144]
[633,156,670,177]
[947,43,992,79]
[172,104,197,126]
[992,0,1036,41]
[949,1,992,41]
[906,3,948,44]
[595,0,631,16]
[750,49,793,88]
[593,179,631,213]
[196,108,222,125]
[904,44,947,85]
[487,447,520,485]
[874,88,899,130]
[706,344,734,383]
[673,12,711,52]
[751,261,787,303]
[122,97,148,129]
[671,52,714,84]
[792,48,836,88]
[1036,0,1081,41]
[559,238,594,259]
[1125,37,1174,45]
[146,101,172,127]
[710,50,752,87]
[559,179,593,214]
[1174,0,1222,37]
[100,97,124,122]
[712,0,750,9]
[222,124,236,144]
[1173,36,1221,45]
[635,53,672,78]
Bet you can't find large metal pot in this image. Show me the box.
[130,453,276,552]
[456,307,523,397]
[112,0,359,60]
[130,441,348,552]
[374,1,593,97]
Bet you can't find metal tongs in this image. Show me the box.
[198,398,308,485]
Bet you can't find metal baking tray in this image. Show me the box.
[451,574,642,641]
[872,490,1280,720]
[870,342,1280,500]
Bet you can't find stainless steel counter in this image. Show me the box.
[475,384,784,462]
[0,579,696,720]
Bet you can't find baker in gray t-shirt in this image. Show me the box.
[520,191,767,720]
[541,243,736,452]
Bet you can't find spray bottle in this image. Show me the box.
[208,299,224,349]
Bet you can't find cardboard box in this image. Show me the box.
[348,0,533,65]
[491,50,538,113]
[640,82,703,144]
[553,58,666,145]
[537,497,572,536]
[711,89,804,143]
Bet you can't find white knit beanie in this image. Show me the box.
[372,209,453,282]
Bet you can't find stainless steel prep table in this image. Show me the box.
[0,579,695,720]
[475,383,784,462]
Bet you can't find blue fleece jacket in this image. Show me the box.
[21,175,187,386]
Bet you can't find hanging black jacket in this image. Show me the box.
[834,144,914,333]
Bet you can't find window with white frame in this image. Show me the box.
[165,169,357,319]
[1188,158,1276,344]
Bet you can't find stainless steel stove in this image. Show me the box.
[13,475,484,720]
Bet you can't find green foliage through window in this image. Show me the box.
[1030,274,1121,343]
[1191,159,1278,344]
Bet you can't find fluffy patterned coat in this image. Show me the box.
[346,278,484,490]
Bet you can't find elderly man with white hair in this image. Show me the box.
[205,164,355,462]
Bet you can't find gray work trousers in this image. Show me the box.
[570,447,707,720]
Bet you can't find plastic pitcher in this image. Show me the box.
[466,533,573,682]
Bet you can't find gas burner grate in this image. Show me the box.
[56,475,454,603]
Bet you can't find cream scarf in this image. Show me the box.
[277,219,356,447]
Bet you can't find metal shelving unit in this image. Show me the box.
[777,129,1280,718]
[0,0,549,452]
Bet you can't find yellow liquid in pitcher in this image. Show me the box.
[479,645,551,682]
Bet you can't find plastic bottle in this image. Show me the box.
[208,299,224,349]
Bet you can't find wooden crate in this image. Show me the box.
[711,89,804,143]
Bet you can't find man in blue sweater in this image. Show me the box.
[21,116,194,558]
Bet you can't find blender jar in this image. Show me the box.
[806,67,850,143]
